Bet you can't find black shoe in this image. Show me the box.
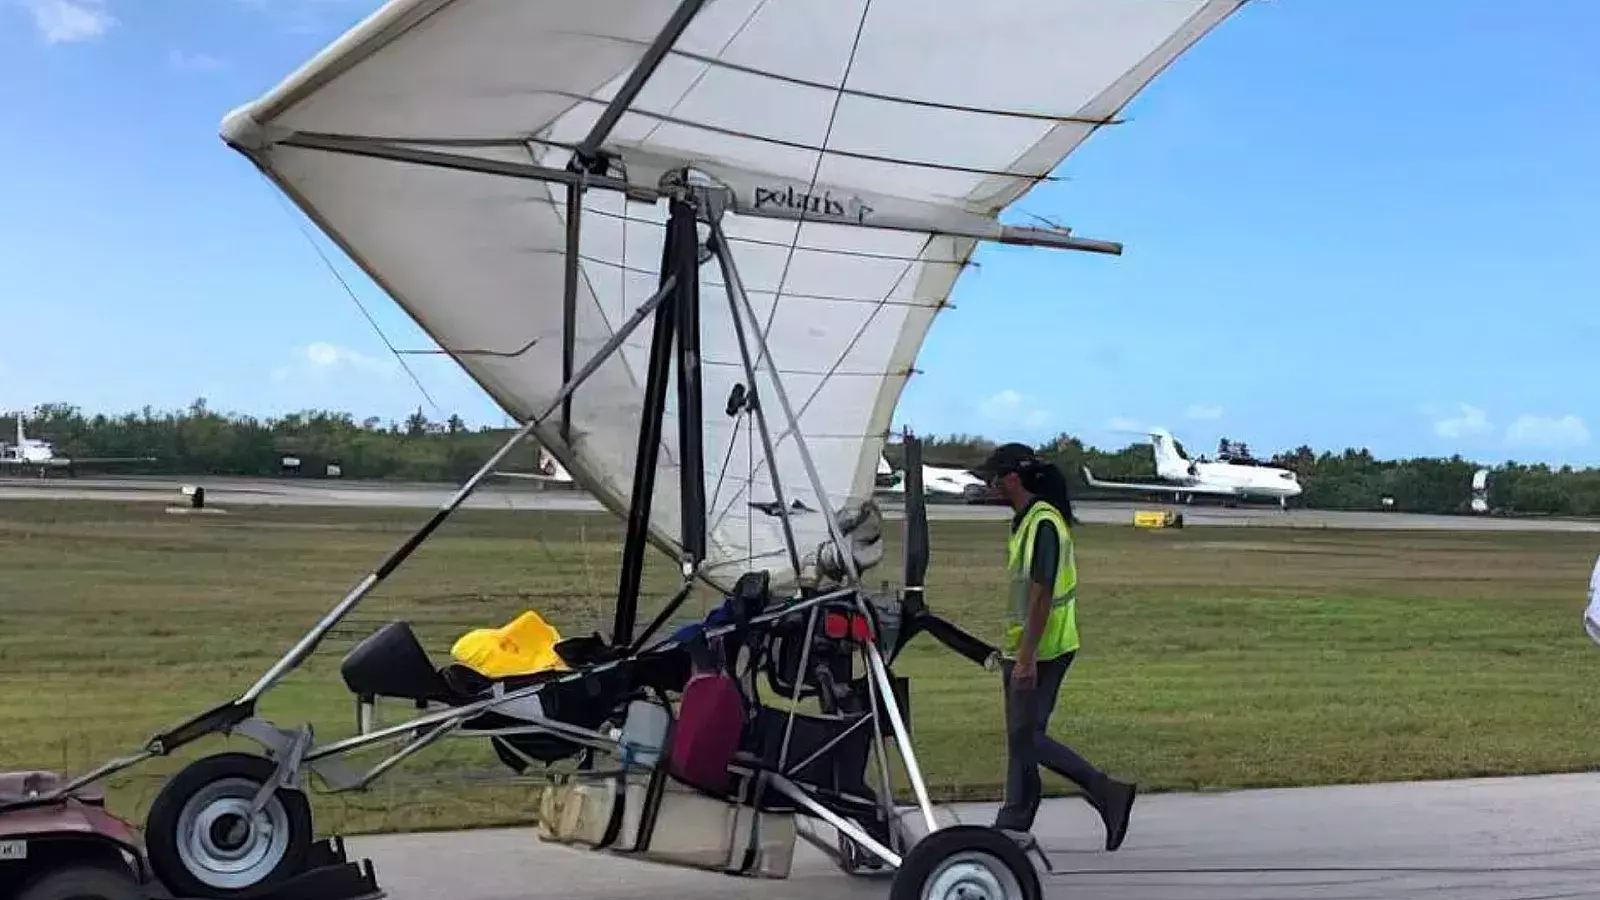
[1097,779,1137,852]
[995,827,1037,849]
[996,828,1055,873]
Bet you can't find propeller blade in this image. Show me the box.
[901,429,929,602]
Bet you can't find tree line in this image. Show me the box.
[10,400,543,484]
[10,401,1599,517]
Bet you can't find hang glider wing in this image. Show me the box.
[220,0,1248,590]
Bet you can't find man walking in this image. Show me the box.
[976,442,1137,851]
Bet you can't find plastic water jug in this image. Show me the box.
[620,699,670,768]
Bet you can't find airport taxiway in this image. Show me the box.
[348,772,1600,900]
[4,474,1600,531]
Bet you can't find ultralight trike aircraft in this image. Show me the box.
[0,1,1250,898]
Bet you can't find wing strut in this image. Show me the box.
[559,182,583,446]
[707,224,803,580]
[612,192,710,648]
[706,213,858,585]
[575,0,710,162]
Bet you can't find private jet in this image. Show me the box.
[0,415,156,477]
[877,455,989,503]
[493,445,575,485]
[1082,427,1304,508]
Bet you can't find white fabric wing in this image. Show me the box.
[221,0,1246,591]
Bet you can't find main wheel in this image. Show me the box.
[888,825,1042,900]
[144,752,314,899]
[17,864,144,900]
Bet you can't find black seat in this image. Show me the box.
[339,621,455,704]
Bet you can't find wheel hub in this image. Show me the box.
[176,777,291,890]
[922,851,1021,900]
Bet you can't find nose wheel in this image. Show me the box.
[889,826,1042,900]
[144,752,314,899]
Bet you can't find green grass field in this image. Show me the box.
[2,498,1598,836]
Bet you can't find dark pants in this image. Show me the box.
[995,652,1109,832]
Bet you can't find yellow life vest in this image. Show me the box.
[1002,500,1079,660]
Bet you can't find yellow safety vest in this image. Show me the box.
[1003,500,1079,660]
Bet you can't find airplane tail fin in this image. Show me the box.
[14,414,22,448]
[1148,428,1191,480]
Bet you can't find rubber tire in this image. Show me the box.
[144,752,314,899]
[16,864,144,900]
[888,825,1042,900]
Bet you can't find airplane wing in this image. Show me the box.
[1081,466,1240,496]
[492,471,569,483]
[493,447,573,483]
[0,456,157,465]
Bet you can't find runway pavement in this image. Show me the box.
[346,773,1600,900]
[4,474,1600,531]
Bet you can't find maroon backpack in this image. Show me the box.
[666,636,746,795]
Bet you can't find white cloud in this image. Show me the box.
[1106,416,1144,433]
[1505,413,1590,450]
[1429,403,1492,439]
[979,389,1049,430]
[19,0,114,44]
[272,342,396,382]
[168,49,226,72]
[1185,403,1224,421]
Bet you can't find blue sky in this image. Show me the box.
[2,0,1597,466]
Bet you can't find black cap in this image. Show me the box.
[975,442,1038,480]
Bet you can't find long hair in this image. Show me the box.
[1019,459,1077,527]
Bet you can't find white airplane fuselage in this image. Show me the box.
[1083,428,1304,506]
[877,456,986,501]
[921,464,986,500]
[1,417,72,470]
[3,439,63,465]
[1164,457,1303,500]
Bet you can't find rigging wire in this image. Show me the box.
[705,407,746,531]
[635,0,771,148]
[550,28,1124,127]
[569,253,941,309]
[723,234,928,499]
[257,171,443,417]
[742,0,877,531]
[258,172,585,622]
[553,93,1067,182]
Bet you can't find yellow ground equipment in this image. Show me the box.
[1133,510,1184,529]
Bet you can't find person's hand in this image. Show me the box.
[1012,656,1037,690]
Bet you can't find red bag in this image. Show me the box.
[667,668,745,795]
